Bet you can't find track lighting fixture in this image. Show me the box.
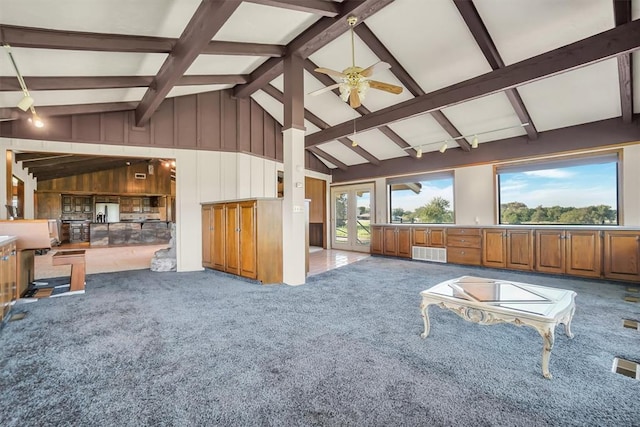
[352,139,358,147]
[4,44,44,128]
[404,123,530,158]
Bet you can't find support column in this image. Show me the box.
[282,53,306,285]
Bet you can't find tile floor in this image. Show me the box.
[34,244,369,280]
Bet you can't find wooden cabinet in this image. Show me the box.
[412,227,446,247]
[371,226,384,255]
[447,228,481,266]
[482,229,534,271]
[369,225,410,257]
[603,231,640,281]
[535,229,601,278]
[201,199,282,284]
[67,222,90,243]
[0,238,17,323]
[382,226,411,258]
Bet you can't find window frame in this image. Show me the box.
[387,171,455,224]
[495,151,621,226]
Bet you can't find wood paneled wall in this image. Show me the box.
[0,90,330,174]
[37,162,171,195]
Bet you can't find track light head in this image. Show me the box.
[439,142,448,153]
[471,135,479,149]
[351,139,358,147]
[416,147,422,158]
[17,95,34,112]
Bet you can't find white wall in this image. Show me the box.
[0,137,331,273]
[454,165,495,225]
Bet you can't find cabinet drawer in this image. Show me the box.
[447,235,481,248]
[447,247,482,265]
[447,228,481,236]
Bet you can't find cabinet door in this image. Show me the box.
[383,227,398,256]
[566,230,601,278]
[212,205,226,271]
[506,229,533,271]
[225,203,240,275]
[535,230,565,274]
[201,206,213,268]
[370,226,384,254]
[604,231,640,281]
[62,195,73,213]
[483,229,506,268]
[82,197,92,213]
[239,201,257,279]
[132,198,142,213]
[413,228,429,246]
[429,228,446,247]
[397,228,412,258]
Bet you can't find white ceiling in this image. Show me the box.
[1,0,638,170]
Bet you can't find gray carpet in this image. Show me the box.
[1,257,639,426]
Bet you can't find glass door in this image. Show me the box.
[331,184,374,252]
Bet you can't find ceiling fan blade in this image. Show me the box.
[368,80,403,95]
[314,67,347,78]
[360,61,391,77]
[349,89,361,108]
[308,83,341,96]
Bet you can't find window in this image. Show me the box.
[388,172,454,224]
[497,152,619,225]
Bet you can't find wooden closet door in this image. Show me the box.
[239,201,257,279]
[212,204,226,271]
[225,203,240,275]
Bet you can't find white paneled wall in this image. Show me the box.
[0,137,330,273]
[454,165,495,225]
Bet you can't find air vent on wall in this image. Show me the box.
[412,246,447,263]
[134,173,146,180]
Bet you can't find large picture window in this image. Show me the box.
[497,152,619,225]
[388,172,454,224]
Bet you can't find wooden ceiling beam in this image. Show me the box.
[307,146,349,170]
[233,0,394,98]
[354,23,471,151]
[0,24,285,57]
[34,102,139,117]
[0,75,249,91]
[244,0,340,17]
[261,84,381,165]
[453,0,538,140]
[613,0,633,124]
[306,20,640,146]
[21,155,101,168]
[15,152,72,162]
[303,59,419,158]
[135,0,242,126]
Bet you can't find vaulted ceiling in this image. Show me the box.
[1,0,639,179]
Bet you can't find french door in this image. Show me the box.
[331,184,374,252]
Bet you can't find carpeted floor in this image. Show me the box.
[1,257,639,426]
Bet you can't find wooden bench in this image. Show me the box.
[52,250,86,292]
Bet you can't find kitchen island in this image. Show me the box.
[90,221,172,246]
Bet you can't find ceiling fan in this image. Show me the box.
[310,16,403,108]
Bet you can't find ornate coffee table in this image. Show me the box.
[420,276,576,379]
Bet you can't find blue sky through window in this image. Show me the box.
[391,178,454,211]
[500,163,617,208]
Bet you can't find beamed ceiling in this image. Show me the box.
[1,0,639,181]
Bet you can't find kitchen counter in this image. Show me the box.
[90,221,172,246]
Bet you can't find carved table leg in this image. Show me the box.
[537,326,555,379]
[561,305,575,338]
[420,301,431,338]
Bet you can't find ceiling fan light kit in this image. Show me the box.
[311,16,403,109]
